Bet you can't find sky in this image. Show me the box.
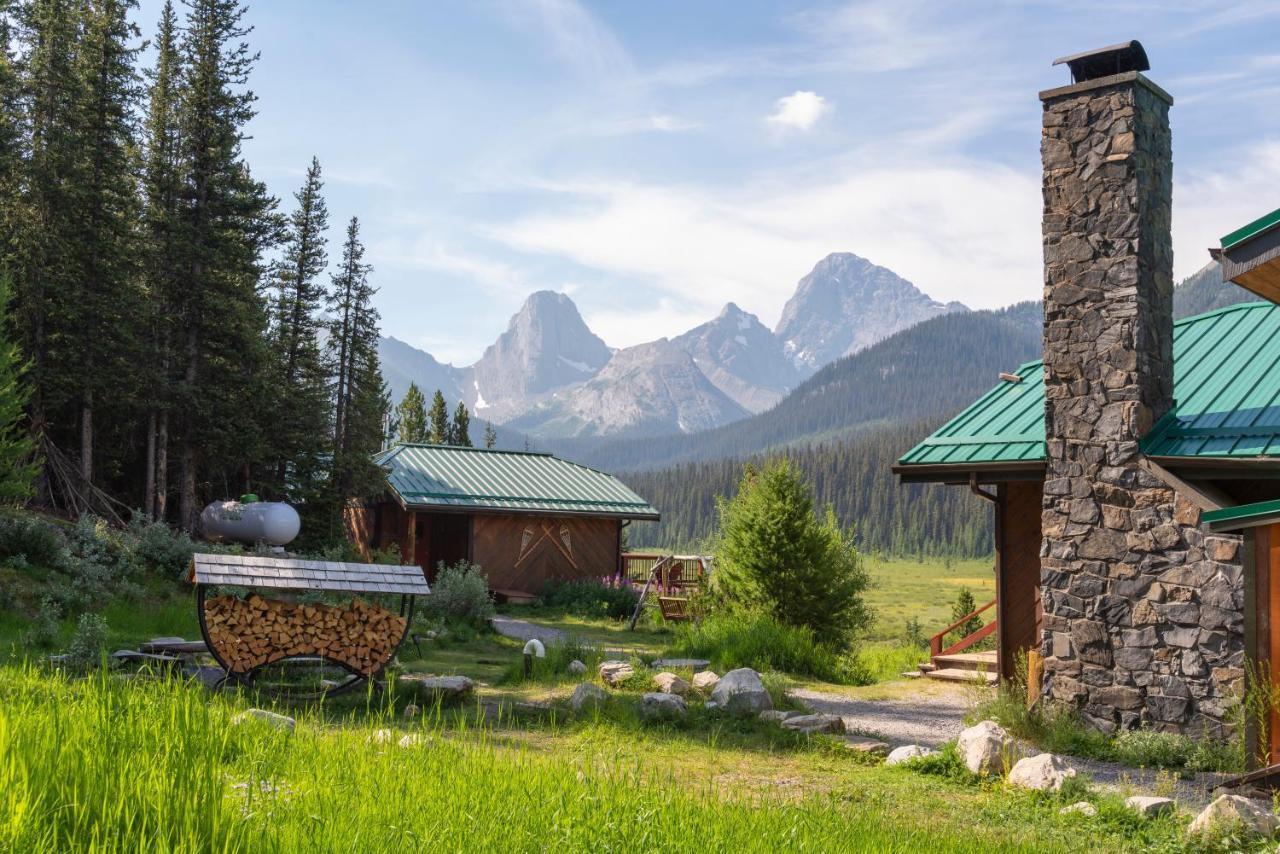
[137,1,1280,365]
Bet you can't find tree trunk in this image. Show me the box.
[180,441,196,532]
[156,409,169,519]
[144,409,156,518]
[80,390,93,483]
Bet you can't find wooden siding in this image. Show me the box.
[472,513,619,594]
[998,480,1044,680]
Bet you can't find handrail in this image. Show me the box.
[930,598,997,658]
[939,618,998,657]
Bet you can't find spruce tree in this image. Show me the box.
[326,216,371,450]
[427,389,449,444]
[482,420,497,450]
[0,275,38,502]
[451,401,471,447]
[950,588,982,639]
[395,383,427,444]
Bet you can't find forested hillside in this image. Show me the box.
[552,302,1042,472]
[622,422,994,558]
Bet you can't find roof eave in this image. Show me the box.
[892,460,1046,484]
[399,497,660,521]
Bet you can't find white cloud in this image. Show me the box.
[766,90,830,131]
[1175,140,1280,280]
[497,0,632,80]
[373,236,529,299]
[590,113,702,136]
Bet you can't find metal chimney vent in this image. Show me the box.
[1052,40,1149,84]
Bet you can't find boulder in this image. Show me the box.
[231,708,295,732]
[399,675,475,703]
[403,704,420,720]
[599,661,635,687]
[397,734,424,749]
[653,672,690,696]
[956,720,1014,776]
[650,658,710,671]
[1187,795,1279,838]
[568,659,587,675]
[570,682,608,712]
[709,668,772,716]
[885,745,936,766]
[759,710,800,724]
[692,671,720,692]
[1125,795,1174,818]
[640,691,687,721]
[1007,753,1077,791]
[843,737,891,756]
[782,714,845,735]
[1060,802,1097,817]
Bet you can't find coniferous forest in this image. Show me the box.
[0,0,389,546]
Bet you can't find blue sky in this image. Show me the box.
[139,1,1280,364]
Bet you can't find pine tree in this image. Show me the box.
[395,383,427,444]
[427,389,449,445]
[326,216,371,450]
[451,401,471,447]
[172,0,280,529]
[0,274,38,502]
[950,588,982,639]
[267,156,330,495]
[482,420,497,450]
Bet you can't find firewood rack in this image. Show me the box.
[190,553,430,699]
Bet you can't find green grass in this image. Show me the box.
[0,662,1210,853]
[863,556,996,642]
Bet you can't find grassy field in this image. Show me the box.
[0,662,1204,853]
[863,556,996,641]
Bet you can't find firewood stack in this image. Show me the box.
[203,593,407,676]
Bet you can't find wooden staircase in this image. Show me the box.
[912,598,999,685]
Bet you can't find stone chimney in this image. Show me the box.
[1037,45,1241,735]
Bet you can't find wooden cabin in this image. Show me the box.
[345,444,659,599]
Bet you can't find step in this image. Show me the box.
[917,662,937,673]
[931,652,998,671]
[924,667,998,686]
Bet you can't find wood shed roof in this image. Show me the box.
[190,553,430,595]
[373,444,660,520]
[897,302,1280,479]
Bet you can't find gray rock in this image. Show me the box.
[843,737,891,756]
[639,691,687,721]
[651,658,712,671]
[567,660,587,675]
[1060,801,1097,817]
[1187,795,1279,838]
[1007,753,1077,792]
[1125,795,1174,817]
[692,671,720,692]
[399,675,475,702]
[599,661,635,687]
[402,704,420,720]
[957,720,1015,777]
[885,745,936,766]
[781,713,845,735]
[709,668,772,716]
[653,672,690,696]
[759,710,800,724]
[570,682,608,712]
[231,708,295,732]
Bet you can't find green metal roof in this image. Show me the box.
[1203,499,1280,533]
[898,302,1280,469]
[374,444,660,519]
[1222,206,1280,251]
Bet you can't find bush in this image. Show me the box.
[423,561,494,629]
[711,460,871,646]
[669,611,868,684]
[126,516,198,579]
[0,514,64,568]
[21,597,62,649]
[66,613,109,668]
[541,578,639,621]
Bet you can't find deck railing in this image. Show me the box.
[930,597,997,658]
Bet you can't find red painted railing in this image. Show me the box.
[930,598,997,658]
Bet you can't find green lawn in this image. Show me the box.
[864,556,996,641]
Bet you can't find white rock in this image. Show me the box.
[709,668,772,716]
[568,660,587,675]
[231,708,295,732]
[368,728,394,745]
[692,671,720,692]
[399,675,475,702]
[885,745,936,766]
[1060,802,1097,817]
[397,734,424,749]
[653,672,690,696]
[640,691,687,721]
[1006,753,1077,792]
[782,713,845,735]
[570,682,608,712]
[759,710,799,724]
[1188,795,1280,838]
[1125,795,1175,817]
[956,720,1014,777]
[599,661,635,687]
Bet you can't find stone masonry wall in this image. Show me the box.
[1039,73,1244,737]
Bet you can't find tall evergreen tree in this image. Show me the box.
[267,156,330,495]
[482,420,497,450]
[427,389,448,445]
[172,0,279,529]
[451,401,471,447]
[326,216,371,450]
[0,275,38,502]
[394,383,427,445]
[0,8,24,271]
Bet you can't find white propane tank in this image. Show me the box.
[200,497,301,547]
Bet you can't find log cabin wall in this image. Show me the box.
[998,480,1044,680]
[472,513,620,594]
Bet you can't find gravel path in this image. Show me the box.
[489,616,566,645]
[791,681,1228,808]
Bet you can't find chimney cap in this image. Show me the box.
[1052,40,1149,84]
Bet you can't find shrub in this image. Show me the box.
[541,578,639,621]
[423,561,494,629]
[66,613,109,669]
[21,597,62,649]
[711,460,870,646]
[669,611,868,684]
[126,516,199,579]
[0,514,64,568]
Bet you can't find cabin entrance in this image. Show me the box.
[412,512,472,584]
